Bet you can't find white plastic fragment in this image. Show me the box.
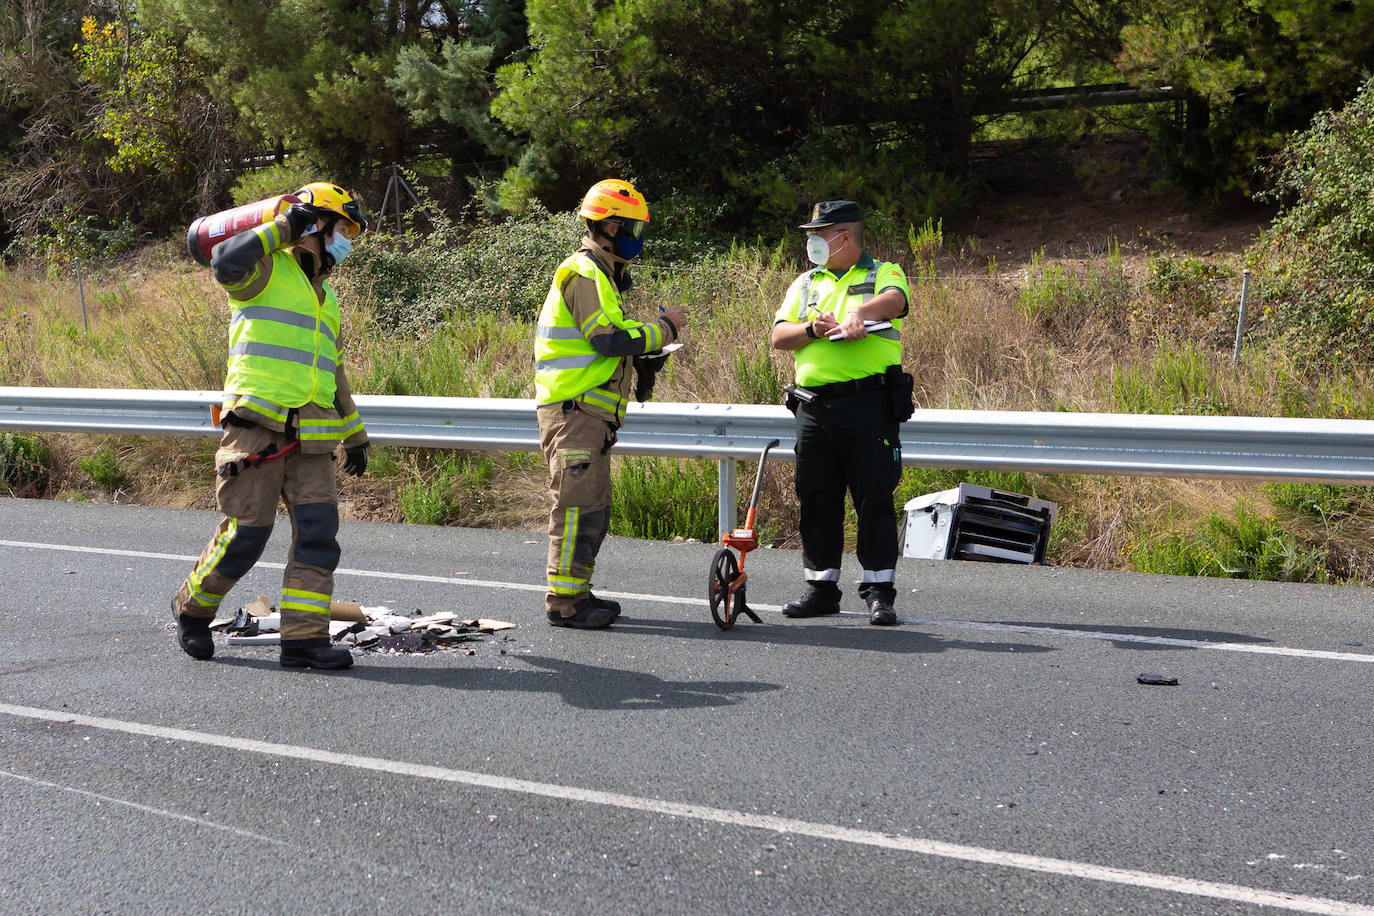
[226,633,281,645]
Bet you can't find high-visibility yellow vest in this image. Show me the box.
[775,255,909,387]
[534,252,660,420]
[223,249,340,411]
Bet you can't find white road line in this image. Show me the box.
[0,768,291,847]
[0,702,1369,916]
[3,538,1372,664]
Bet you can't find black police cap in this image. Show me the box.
[798,200,863,229]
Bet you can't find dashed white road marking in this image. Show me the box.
[3,537,1371,664]
[1,702,1370,915]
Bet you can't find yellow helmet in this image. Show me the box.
[579,179,649,225]
[293,181,368,238]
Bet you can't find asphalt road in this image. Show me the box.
[2,496,1373,915]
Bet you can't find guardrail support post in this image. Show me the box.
[76,259,88,332]
[717,457,737,537]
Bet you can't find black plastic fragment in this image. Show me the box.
[228,608,259,636]
[1137,673,1179,686]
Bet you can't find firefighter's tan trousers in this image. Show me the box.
[174,421,340,646]
[538,402,614,616]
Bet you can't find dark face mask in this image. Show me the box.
[613,233,644,259]
[608,217,645,259]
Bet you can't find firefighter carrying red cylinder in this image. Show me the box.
[172,182,372,671]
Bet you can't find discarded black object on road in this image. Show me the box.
[229,607,259,636]
[1137,673,1180,686]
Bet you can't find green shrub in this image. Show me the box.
[1264,482,1364,519]
[343,186,741,339]
[341,202,579,334]
[365,446,399,478]
[732,348,784,406]
[1016,245,1133,334]
[1146,254,1232,317]
[1128,502,1328,582]
[0,432,52,493]
[398,453,494,525]
[6,212,138,267]
[78,447,128,490]
[611,456,717,541]
[1253,77,1374,362]
[229,162,324,207]
[1129,533,1213,578]
[1105,343,1225,415]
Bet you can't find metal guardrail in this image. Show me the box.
[4,387,1374,533]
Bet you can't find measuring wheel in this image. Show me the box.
[705,438,779,632]
[708,547,743,629]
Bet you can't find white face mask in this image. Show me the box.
[805,229,843,266]
[325,231,352,266]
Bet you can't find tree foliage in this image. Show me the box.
[143,0,521,183]
[1253,77,1374,362]
[1117,0,1374,199]
[2,0,1374,248]
[493,0,1086,223]
[0,1,238,243]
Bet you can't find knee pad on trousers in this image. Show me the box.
[293,502,341,571]
[218,524,273,579]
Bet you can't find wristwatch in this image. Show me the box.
[804,320,819,339]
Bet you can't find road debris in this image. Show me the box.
[1136,673,1180,686]
[211,595,515,654]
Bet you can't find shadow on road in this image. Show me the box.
[217,653,780,710]
[1000,621,1271,651]
[610,615,1056,656]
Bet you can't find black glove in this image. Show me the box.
[284,203,326,240]
[221,411,257,428]
[342,443,369,477]
[633,351,671,403]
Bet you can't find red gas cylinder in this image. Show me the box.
[185,194,301,266]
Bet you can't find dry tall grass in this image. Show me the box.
[4,232,1373,582]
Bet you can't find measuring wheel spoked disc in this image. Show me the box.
[708,547,741,630]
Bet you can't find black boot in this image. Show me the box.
[280,642,353,670]
[172,596,214,660]
[781,586,841,618]
[587,592,621,618]
[547,598,616,630]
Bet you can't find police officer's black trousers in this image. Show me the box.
[793,389,902,605]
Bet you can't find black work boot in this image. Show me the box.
[868,600,898,626]
[172,596,214,660]
[587,592,621,618]
[547,598,616,630]
[280,642,354,670]
[781,587,841,618]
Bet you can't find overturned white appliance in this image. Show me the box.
[899,483,1057,564]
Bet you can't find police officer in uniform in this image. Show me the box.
[770,201,912,626]
[534,179,689,629]
[172,182,371,669]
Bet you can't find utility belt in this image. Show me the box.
[217,408,300,477]
[785,365,914,421]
